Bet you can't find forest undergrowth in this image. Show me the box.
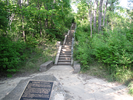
[0,35,58,78]
[0,0,133,96]
[74,21,133,95]
[73,0,133,95]
[0,0,73,77]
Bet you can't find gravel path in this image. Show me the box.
[0,65,133,100]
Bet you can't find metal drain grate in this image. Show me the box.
[20,81,53,100]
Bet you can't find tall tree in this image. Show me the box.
[103,0,108,26]
[93,0,98,31]
[98,0,104,33]
[87,1,93,37]
[18,0,26,41]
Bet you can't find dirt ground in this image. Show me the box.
[0,65,133,100]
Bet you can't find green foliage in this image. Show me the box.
[74,0,133,95]
[7,0,73,41]
[0,1,9,32]
[74,25,93,70]
[114,67,132,83]
[0,34,57,76]
[0,36,25,73]
[74,15,133,83]
[128,81,133,95]
[19,39,57,74]
[0,0,74,76]
[26,36,39,47]
[92,30,133,71]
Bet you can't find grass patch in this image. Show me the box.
[128,81,133,95]
[18,40,57,74]
[114,67,133,83]
[79,60,133,96]
[80,61,109,79]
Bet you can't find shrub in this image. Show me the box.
[0,37,20,73]
[0,1,9,31]
[26,35,39,47]
[74,27,93,70]
[0,35,29,74]
[74,23,133,83]
[91,31,133,73]
[128,81,133,95]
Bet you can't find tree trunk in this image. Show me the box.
[40,21,42,37]
[45,16,48,28]
[98,0,104,33]
[45,1,49,29]
[102,0,105,18]
[103,0,108,26]
[93,0,98,31]
[89,7,93,37]
[37,1,42,37]
[53,0,56,3]
[27,0,29,5]
[22,21,26,41]
[18,0,26,41]
[9,14,15,31]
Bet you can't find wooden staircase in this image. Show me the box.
[58,45,71,65]
[55,24,75,65]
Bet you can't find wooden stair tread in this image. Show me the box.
[61,51,71,53]
[58,60,71,62]
[56,26,74,65]
[59,57,71,59]
[60,52,71,55]
[58,62,71,65]
[60,55,71,57]
[62,49,71,50]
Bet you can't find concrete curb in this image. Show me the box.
[73,61,81,73]
[39,60,53,71]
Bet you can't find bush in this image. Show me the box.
[26,35,39,47]
[0,35,30,74]
[128,81,133,95]
[74,27,93,70]
[92,31,133,74]
[0,1,9,31]
[74,23,133,83]
[0,37,20,73]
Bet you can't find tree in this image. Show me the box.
[18,0,26,41]
[0,1,9,33]
[87,1,93,37]
[98,0,104,33]
[93,0,98,31]
[103,0,108,26]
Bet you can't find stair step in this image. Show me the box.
[65,43,72,45]
[60,53,71,55]
[58,60,71,62]
[58,62,71,65]
[65,43,72,44]
[61,51,71,53]
[60,55,71,57]
[62,46,71,49]
[59,57,71,60]
[62,47,71,49]
[62,45,71,47]
[65,41,72,43]
[61,49,71,51]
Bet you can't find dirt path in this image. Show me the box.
[0,65,133,100]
